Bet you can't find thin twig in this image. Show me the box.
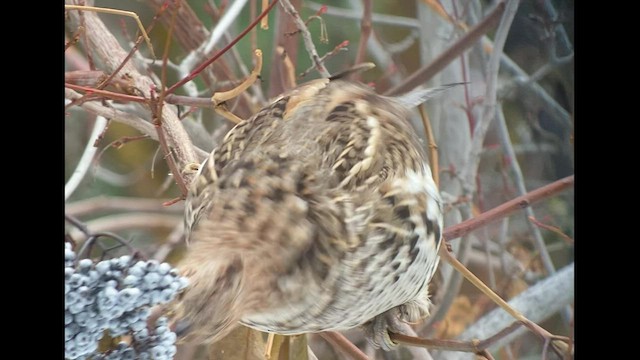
[419,105,439,188]
[87,0,172,98]
[66,213,138,260]
[491,43,571,130]
[65,116,109,201]
[309,1,571,127]
[67,213,181,243]
[153,223,185,261]
[279,0,331,78]
[439,248,568,359]
[164,94,217,108]
[461,0,519,195]
[443,176,574,241]
[494,104,573,325]
[441,264,574,360]
[352,0,372,81]
[65,89,209,160]
[528,216,573,244]
[180,0,250,72]
[493,105,555,272]
[166,0,278,94]
[391,322,522,352]
[384,1,506,96]
[298,40,349,78]
[65,83,146,103]
[306,2,421,28]
[66,196,182,217]
[319,332,369,360]
[65,5,156,58]
[65,26,85,51]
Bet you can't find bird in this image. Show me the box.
[171,77,447,351]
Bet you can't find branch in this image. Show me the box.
[443,176,574,241]
[384,1,506,96]
[66,196,183,217]
[152,223,185,262]
[461,0,519,194]
[279,0,331,78]
[391,322,522,353]
[66,2,199,189]
[310,1,571,127]
[494,104,573,324]
[65,89,209,160]
[298,40,349,78]
[319,332,369,360]
[352,0,372,79]
[494,106,557,276]
[179,0,250,72]
[65,116,108,201]
[307,2,420,28]
[166,0,278,95]
[439,263,574,360]
[68,213,181,244]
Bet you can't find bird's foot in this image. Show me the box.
[363,307,409,351]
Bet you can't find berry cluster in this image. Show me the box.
[65,243,188,360]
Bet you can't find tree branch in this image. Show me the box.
[439,263,574,360]
[443,176,574,241]
[66,2,199,190]
[65,116,108,201]
[461,0,520,195]
[384,1,506,96]
[279,0,331,78]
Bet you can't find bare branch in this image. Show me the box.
[153,223,185,262]
[494,104,573,324]
[439,263,574,360]
[65,89,209,160]
[306,2,421,28]
[461,0,519,194]
[353,0,372,79]
[68,213,181,244]
[392,322,522,353]
[66,3,199,190]
[279,0,331,78]
[65,116,108,201]
[384,2,506,96]
[166,0,278,95]
[299,40,349,79]
[310,1,571,126]
[493,106,557,274]
[319,332,369,360]
[66,196,183,217]
[443,176,574,241]
[180,0,249,72]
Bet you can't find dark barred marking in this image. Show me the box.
[384,195,396,207]
[270,187,285,202]
[379,233,397,250]
[409,234,420,252]
[425,216,434,235]
[394,205,410,220]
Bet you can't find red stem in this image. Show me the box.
[165,0,279,95]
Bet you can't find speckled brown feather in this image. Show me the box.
[176,80,443,347]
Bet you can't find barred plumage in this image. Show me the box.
[175,79,444,350]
